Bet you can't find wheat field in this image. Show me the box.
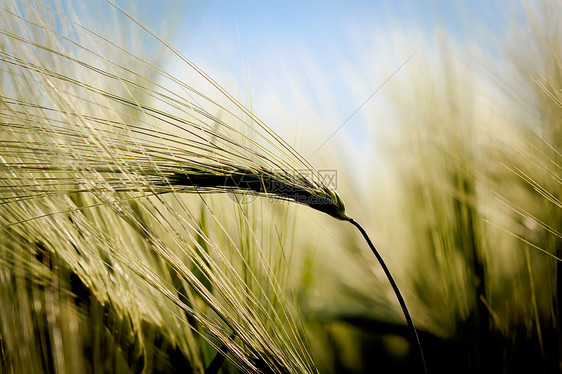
[0,0,560,373]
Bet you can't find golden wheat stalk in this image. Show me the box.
[0,1,427,372]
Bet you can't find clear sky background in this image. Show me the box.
[113,0,523,185]
[46,0,523,159]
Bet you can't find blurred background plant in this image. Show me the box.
[0,0,560,373]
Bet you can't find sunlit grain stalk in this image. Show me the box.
[0,0,427,372]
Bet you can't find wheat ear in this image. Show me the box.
[0,2,425,371]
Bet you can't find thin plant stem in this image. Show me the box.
[349,218,428,373]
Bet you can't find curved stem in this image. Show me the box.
[349,219,428,373]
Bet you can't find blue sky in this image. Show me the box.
[111,0,522,175]
[28,0,523,191]
[152,1,519,155]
